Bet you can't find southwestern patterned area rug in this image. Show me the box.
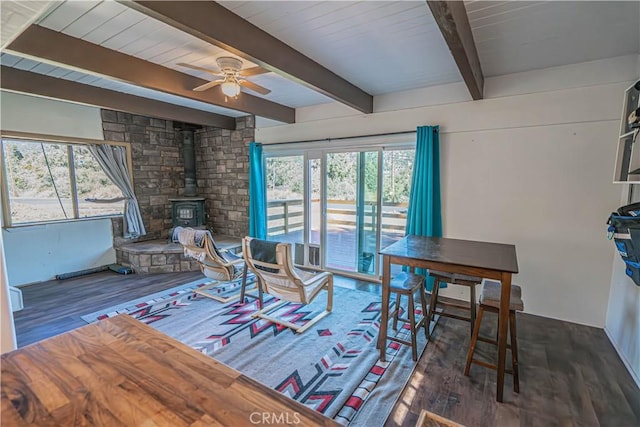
[83,277,436,426]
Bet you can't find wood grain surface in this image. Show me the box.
[11,271,640,426]
[2,314,337,426]
[380,236,518,274]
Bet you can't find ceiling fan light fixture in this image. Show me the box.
[221,80,241,98]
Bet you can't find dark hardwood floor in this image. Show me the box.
[11,271,640,426]
[12,270,204,347]
[387,311,640,427]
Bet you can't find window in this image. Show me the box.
[1,137,126,226]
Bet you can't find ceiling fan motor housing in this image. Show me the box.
[216,57,243,74]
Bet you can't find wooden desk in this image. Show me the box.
[1,314,337,426]
[379,235,518,402]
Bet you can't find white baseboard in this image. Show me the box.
[604,326,640,389]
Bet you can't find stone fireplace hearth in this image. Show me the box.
[116,234,241,274]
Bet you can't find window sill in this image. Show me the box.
[3,214,123,230]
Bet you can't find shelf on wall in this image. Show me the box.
[613,80,640,183]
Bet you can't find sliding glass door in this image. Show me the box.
[265,145,413,280]
[325,151,379,275]
[265,155,304,248]
[381,149,414,253]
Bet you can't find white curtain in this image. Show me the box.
[88,144,146,237]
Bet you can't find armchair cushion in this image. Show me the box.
[248,238,280,273]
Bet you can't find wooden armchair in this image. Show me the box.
[174,227,252,302]
[242,236,333,333]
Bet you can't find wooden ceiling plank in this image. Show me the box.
[427,1,484,100]
[0,66,236,129]
[63,1,126,39]
[83,9,147,45]
[6,24,295,123]
[125,0,373,114]
[38,1,100,32]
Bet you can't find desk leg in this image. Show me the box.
[497,272,512,402]
[379,255,391,362]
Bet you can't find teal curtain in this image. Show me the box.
[248,142,267,239]
[405,126,442,290]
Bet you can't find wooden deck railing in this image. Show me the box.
[267,198,407,236]
[267,199,304,235]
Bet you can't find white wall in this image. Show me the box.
[440,121,617,327]
[257,55,639,327]
[3,219,115,286]
[0,227,16,353]
[1,91,104,139]
[0,91,115,286]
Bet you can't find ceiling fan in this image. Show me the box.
[177,57,271,99]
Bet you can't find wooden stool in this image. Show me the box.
[464,280,524,393]
[426,271,482,337]
[381,272,428,361]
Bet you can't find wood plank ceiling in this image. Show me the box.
[0,1,638,128]
[0,0,478,127]
[0,0,53,49]
[218,1,463,94]
[465,1,640,77]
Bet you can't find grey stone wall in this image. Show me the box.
[195,116,254,238]
[101,110,255,242]
[101,110,183,241]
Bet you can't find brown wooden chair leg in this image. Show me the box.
[393,294,402,331]
[419,281,429,340]
[408,292,418,361]
[465,306,484,376]
[376,293,386,350]
[257,277,264,308]
[470,283,477,337]
[239,264,249,303]
[509,310,520,393]
[427,278,440,338]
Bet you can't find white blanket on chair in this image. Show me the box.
[174,227,210,262]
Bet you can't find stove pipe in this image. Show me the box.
[181,129,197,197]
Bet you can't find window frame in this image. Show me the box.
[0,131,133,228]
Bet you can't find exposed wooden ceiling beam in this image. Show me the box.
[6,25,295,123]
[124,1,374,114]
[0,66,237,129]
[427,1,484,100]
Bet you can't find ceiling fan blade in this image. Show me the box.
[177,62,222,76]
[193,79,225,92]
[240,80,271,95]
[239,66,270,77]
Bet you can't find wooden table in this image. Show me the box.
[1,314,338,426]
[379,235,518,402]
